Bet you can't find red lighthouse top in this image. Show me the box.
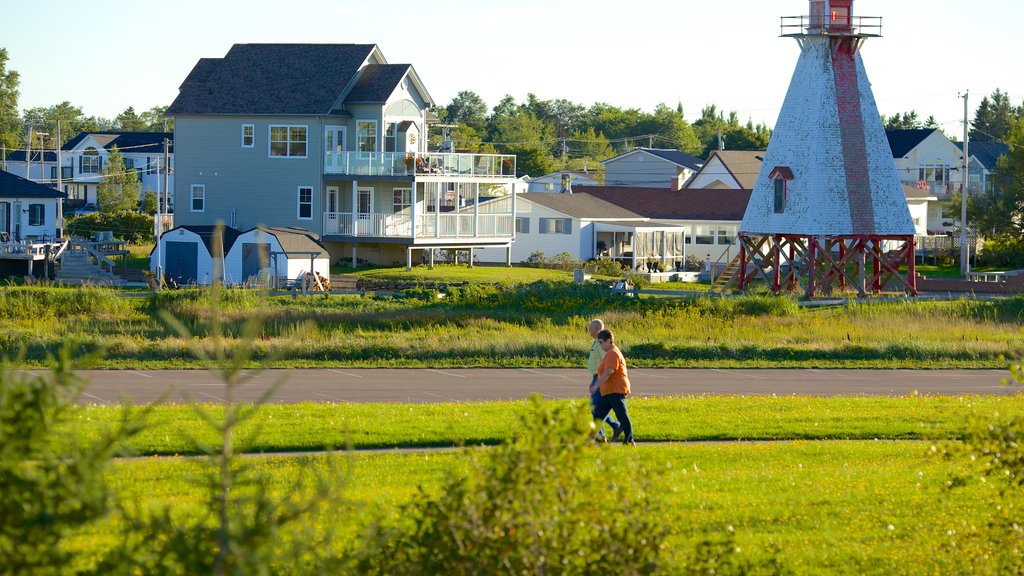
[781,0,881,38]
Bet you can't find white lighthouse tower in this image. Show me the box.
[728,0,917,297]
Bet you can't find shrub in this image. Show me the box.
[591,258,626,277]
[352,396,668,575]
[65,210,155,243]
[684,254,702,271]
[523,251,546,266]
[547,251,583,272]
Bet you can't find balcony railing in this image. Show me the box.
[780,15,882,37]
[323,211,514,239]
[324,152,517,178]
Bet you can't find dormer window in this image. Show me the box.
[769,166,794,214]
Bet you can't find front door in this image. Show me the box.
[356,187,373,235]
[325,186,340,234]
[165,241,198,286]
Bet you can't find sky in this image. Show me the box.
[3,0,1023,136]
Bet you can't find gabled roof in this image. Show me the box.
[0,170,67,199]
[166,225,242,256]
[168,44,380,115]
[251,226,328,257]
[2,150,58,163]
[955,141,1010,170]
[602,148,704,171]
[62,132,173,154]
[519,193,644,220]
[885,129,938,158]
[699,150,764,189]
[574,186,750,221]
[344,64,412,103]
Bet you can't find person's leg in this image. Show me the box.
[591,394,613,438]
[589,376,608,439]
[607,394,633,443]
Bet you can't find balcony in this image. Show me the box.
[903,180,954,199]
[780,15,882,37]
[324,152,517,179]
[323,211,514,240]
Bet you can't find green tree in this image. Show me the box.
[97,145,140,212]
[0,48,20,152]
[969,116,1024,265]
[114,106,146,131]
[971,89,1023,142]
[446,90,488,133]
[139,105,171,131]
[140,189,158,215]
[570,127,614,162]
[22,101,101,146]
[882,110,923,130]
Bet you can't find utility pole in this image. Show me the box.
[960,91,970,278]
[56,121,62,234]
[36,132,49,184]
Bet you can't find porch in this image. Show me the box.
[593,222,689,272]
[323,212,514,239]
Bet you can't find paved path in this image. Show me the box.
[64,368,1018,405]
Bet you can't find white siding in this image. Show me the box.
[476,200,579,263]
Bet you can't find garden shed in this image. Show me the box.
[151,225,241,286]
[224,226,330,288]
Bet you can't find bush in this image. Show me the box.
[547,251,583,272]
[684,254,702,271]
[65,210,155,243]
[523,251,546,266]
[591,258,626,277]
[976,236,1024,268]
[352,396,669,575]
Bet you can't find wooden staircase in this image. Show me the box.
[56,241,125,286]
[710,253,742,294]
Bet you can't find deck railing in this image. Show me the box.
[322,212,513,239]
[324,152,516,178]
[780,15,882,37]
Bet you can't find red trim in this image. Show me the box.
[769,166,794,180]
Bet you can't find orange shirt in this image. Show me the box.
[598,345,631,396]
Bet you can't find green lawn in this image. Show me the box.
[67,395,1024,456]
[340,263,579,284]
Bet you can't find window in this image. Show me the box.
[269,125,307,157]
[774,179,787,213]
[516,217,530,234]
[717,226,735,245]
[28,204,44,226]
[242,124,254,148]
[385,123,399,153]
[769,166,793,214]
[539,218,571,234]
[695,225,715,245]
[393,188,411,213]
[918,162,950,183]
[81,147,100,174]
[357,121,377,153]
[297,186,313,220]
[190,184,205,212]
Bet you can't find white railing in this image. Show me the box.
[324,152,516,178]
[323,212,513,239]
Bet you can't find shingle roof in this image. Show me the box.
[885,129,937,158]
[699,150,764,189]
[2,150,58,163]
[167,44,378,115]
[255,226,328,257]
[644,149,704,170]
[0,170,67,199]
[62,132,173,154]
[574,186,750,221]
[955,141,1010,170]
[519,193,644,219]
[169,225,242,256]
[345,64,411,103]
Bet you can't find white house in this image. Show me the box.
[686,150,764,190]
[61,132,174,212]
[0,169,65,243]
[885,129,963,232]
[475,193,687,270]
[602,148,703,190]
[525,171,599,193]
[954,140,1009,197]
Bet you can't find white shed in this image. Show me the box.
[150,225,241,286]
[225,226,330,287]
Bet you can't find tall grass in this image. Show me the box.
[5,283,1023,368]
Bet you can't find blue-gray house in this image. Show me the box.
[166,43,517,268]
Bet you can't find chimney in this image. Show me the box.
[560,173,573,194]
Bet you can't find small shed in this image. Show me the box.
[224,226,329,287]
[150,225,241,286]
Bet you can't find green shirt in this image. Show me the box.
[587,339,603,375]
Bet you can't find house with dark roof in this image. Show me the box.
[954,140,1010,196]
[885,128,964,233]
[475,192,687,271]
[0,169,66,245]
[574,185,750,262]
[686,150,765,190]
[601,148,704,189]
[165,43,518,270]
[3,132,175,213]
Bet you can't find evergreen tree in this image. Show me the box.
[0,48,20,152]
[114,106,146,131]
[971,89,1021,142]
[140,189,158,215]
[446,91,488,133]
[97,146,140,213]
[968,116,1024,264]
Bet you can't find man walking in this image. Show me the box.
[592,329,634,446]
[587,319,620,441]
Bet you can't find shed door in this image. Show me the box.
[0,202,8,237]
[165,241,198,286]
[241,242,271,283]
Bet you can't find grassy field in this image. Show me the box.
[59,393,1019,573]
[2,284,1022,368]
[67,395,1024,456]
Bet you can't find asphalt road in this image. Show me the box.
[52,368,1020,405]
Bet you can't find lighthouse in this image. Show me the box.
[729,0,917,297]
